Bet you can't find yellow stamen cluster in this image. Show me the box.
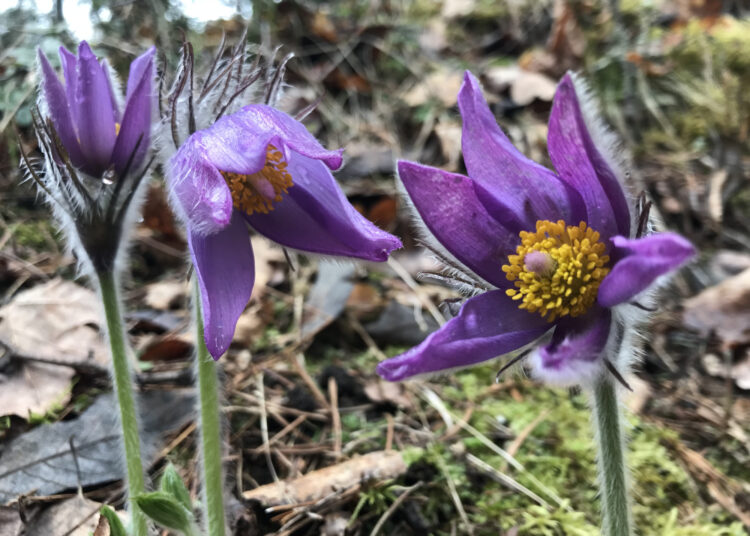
[221,144,294,215]
[502,220,610,322]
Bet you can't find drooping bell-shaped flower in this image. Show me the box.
[25,42,157,273]
[167,104,402,359]
[376,71,695,387]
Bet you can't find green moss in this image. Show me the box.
[13,220,57,250]
[415,366,748,534]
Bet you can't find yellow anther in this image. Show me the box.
[502,220,610,322]
[221,144,294,215]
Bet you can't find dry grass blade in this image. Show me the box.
[257,372,279,483]
[466,454,550,509]
[457,418,567,510]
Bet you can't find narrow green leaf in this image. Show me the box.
[99,505,127,536]
[160,463,193,511]
[133,491,195,534]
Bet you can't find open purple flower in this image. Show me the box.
[38,41,155,178]
[168,104,402,359]
[377,71,695,386]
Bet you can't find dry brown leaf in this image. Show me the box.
[0,507,22,536]
[441,0,475,19]
[683,268,750,347]
[624,376,651,414]
[92,515,109,536]
[434,120,462,171]
[143,280,186,310]
[311,11,338,43]
[509,71,558,106]
[140,335,193,362]
[418,18,447,53]
[484,65,521,93]
[364,379,413,409]
[346,282,382,319]
[234,302,266,347]
[402,68,463,108]
[251,236,285,302]
[26,496,101,536]
[0,278,108,418]
[0,278,106,362]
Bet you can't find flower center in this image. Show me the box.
[501,220,610,322]
[221,144,294,215]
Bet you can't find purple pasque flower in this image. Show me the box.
[25,41,157,274]
[37,41,156,178]
[376,71,695,386]
[168,104,402,359]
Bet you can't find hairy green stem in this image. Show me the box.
[592,375,631,536]
[97,271,147,536]
[193,279,227,536]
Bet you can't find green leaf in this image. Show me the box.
[133,491,196,534]
[99,505,127,536]
[160,463,193,511]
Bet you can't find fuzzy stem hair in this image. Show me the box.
[192,278,227,536]
[97,270,147,536]
[592,374,632,536]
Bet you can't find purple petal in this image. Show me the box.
[376,290,550,381]
[75,41,117,175]
[37,49,86,167]
[125,46,156,101]
[101,60,121,123]
[531,309,611,386]
[111,49,154,174]
[458,71,583,230]
[189,213,254,359]
[246,152,401,261]
[398,160,517,287]
[200,105,344,176]
[597,233,695,307]
[58,46,78,127]
[233,105,344,170]
[547,74,631,240]
[167,134,234,236]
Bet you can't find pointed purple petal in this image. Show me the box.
[111,49,154,174]
[547,74,631,239]
[398,160,517,287]
[75,41,117,174]
[101,60,121,123]
[125,46,156,101]
[200,105,344,176]
[531,309,611,387]
[376,290,550,381]
[58,46,78,127]
[167,134,234,236]
[37,49,85,167]
[189,213,254,359]
[458,71,583,229]
[246,152,401,261]
[597,233,695,307]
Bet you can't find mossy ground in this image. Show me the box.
[401,365,746,535]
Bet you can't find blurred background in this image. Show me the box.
[0,0,749,535]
